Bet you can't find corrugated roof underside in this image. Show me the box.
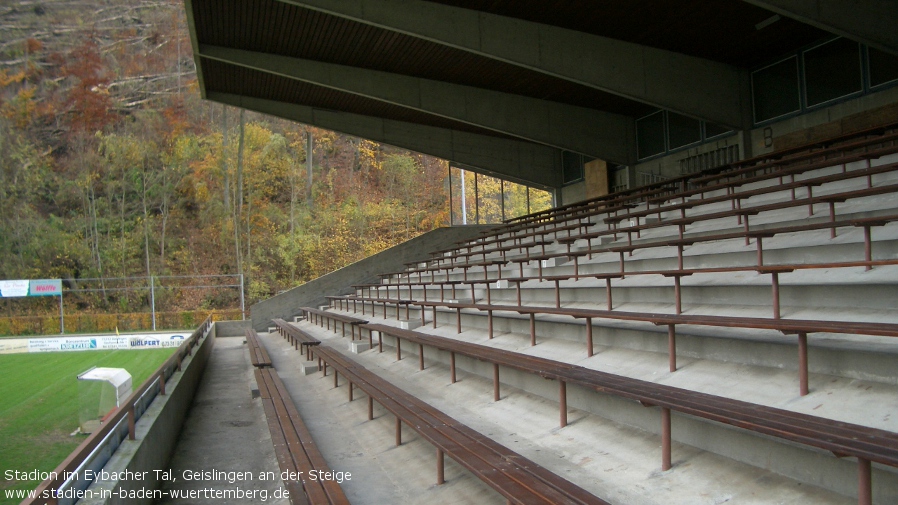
[190,0,655,118]
[424,0,831,68]
[202,58,520,139]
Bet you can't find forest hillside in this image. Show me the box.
[0,0,550,323]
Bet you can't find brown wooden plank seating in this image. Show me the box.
[543,206,898,281]
[486,158,855,259]
[689,128,898,189]
[254,367,351,505]
[246,328,273,368]
[635,176,898,250]
[351,280,470,307]
[618,159,898,227]
[359,321,898,503]
[345,276,500,307]
[271,319,609,505]
[330,295,898,397]
[673,124,898,197]
[500,123,898,234]
[605,176,898,259]
[300,306,369,340]
[650,151,893,214]
[500,184,667,228]
[460,152,898,268]
[371,256,898,324]
[446,222,588,261]
[455,239,554,264]
[729,122,898,172]
[505,251,584,280]
[426,239,554,271]
[462,193,662,253]
[588,124,894,224]
[397,258,509,285]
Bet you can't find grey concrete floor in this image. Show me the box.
[155,336,289,505]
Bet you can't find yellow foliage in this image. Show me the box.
[0,69,26,87]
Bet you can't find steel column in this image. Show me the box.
[772,272,781,319]
[668,324,677,373]
[559,381,568,428]
[858,458,872,505]
[586,318,594,357]
[450,352,457,383]
[798,332,809,396]
[662,407,672,471]
[530,314,536,346]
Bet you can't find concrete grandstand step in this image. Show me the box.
[284,321,885,504]
[348,340,372,353]
[331,301,898,387]
[299,361,320,374]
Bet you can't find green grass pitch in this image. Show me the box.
[0,349,175,502]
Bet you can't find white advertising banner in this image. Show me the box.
[0,280,29,298]
[0,338,29,354]
[22,333,188,354]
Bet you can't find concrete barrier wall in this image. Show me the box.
[250,225,496,331]
[214,319,251,337]
[80,326,216,505]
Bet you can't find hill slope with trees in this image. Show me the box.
[0,0,549,322]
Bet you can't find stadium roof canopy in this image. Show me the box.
[185,0,898,190]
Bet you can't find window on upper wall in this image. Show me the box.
[635,110,734,161]
[636,110,665,160]
[752,56,800,123]
[804,38,862,107]
[667,112,702,150]
[562,151,584,184]
[869,47,898,88]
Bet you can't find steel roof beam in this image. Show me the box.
[207,92,563,188]
[278,0,751,130]
[200,45,635,164]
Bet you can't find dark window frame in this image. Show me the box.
[751,54,802,124]
[867,46,898,90]
[802,37,864,109]
[636,110,667,161]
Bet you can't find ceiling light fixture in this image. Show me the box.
[755,14,781,31]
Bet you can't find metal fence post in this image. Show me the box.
[240,273,245,320]
[59,293,65,335]
[150,275,156,331]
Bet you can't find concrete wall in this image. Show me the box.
[250,225,497,331]
[80,327,215,505]
[632,131,745,182]
[750,86,898,156]
[214,319,251,337]
[560,182,587,206]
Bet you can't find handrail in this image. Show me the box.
[22,316,212,505]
